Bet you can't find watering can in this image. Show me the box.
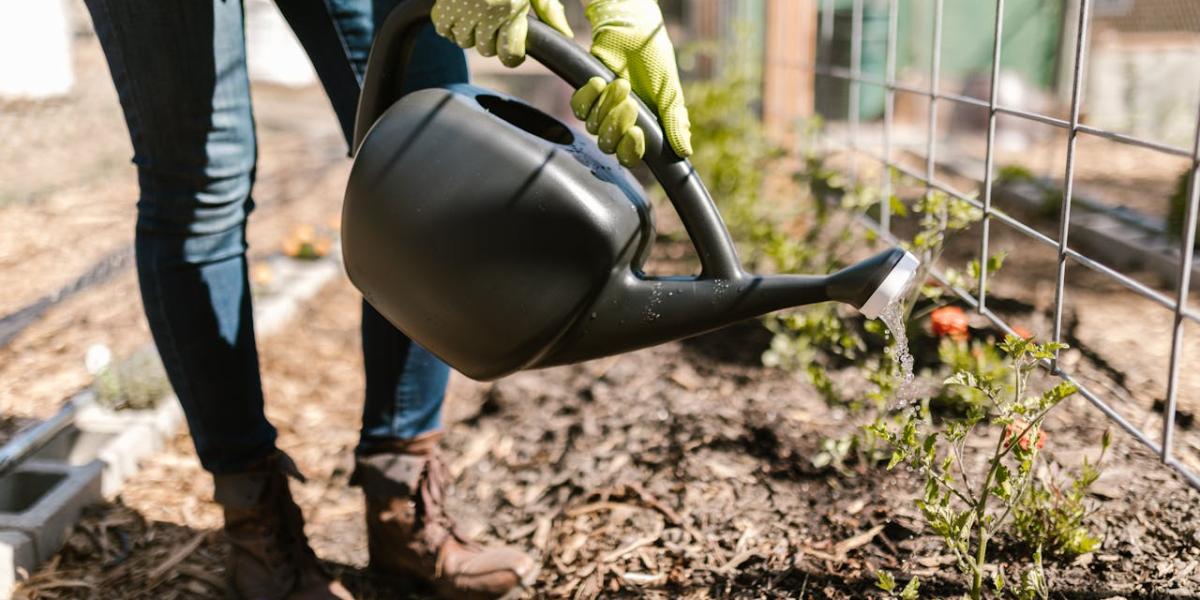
[342,0,920,381]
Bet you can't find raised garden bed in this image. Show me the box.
[13,278,1199,599]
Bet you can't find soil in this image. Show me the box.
[953,129,1192,223]
[15,277,1200,599]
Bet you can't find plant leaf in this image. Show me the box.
[875,570,897,592]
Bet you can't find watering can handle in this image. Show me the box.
[354,0,745,280]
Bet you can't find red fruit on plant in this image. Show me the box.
[1004,421,1047,451]
[930,306,969,341]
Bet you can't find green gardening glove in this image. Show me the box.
[432,0,573,67]
[571,0,692,165]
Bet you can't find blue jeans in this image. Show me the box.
[83,0,468,474]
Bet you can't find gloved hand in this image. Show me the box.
[431,0,573,67]
[573,0,692,162]
[570,77,643,166]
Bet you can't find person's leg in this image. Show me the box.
[84,0,272,476]
[283,3,534,597]
[84,2,349,597]
[357,12,468,460]
[277,0,466,451]
[355,3,466,451]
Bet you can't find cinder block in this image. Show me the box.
[33,419,165,498]
[0,530,35,600]
[29,426,117,466]
[94,424,159,497]
[0,460,101,563]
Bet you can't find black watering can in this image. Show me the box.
[343,0,920,380]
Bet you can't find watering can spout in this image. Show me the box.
[827,247,921,319]
[537,248,920,367]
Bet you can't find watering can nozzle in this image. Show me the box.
[835,248,921,320]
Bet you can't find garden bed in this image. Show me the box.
[15,277,1200,598]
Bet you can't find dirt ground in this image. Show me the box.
[0,26,353,425]
[960,128,1191,223]
[14,275,1200,599]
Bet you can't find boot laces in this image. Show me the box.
[415,453,473,547]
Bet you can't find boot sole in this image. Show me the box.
[366,561,541,600]
[502,560,541,600]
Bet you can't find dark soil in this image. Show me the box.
[16,278,1200,599]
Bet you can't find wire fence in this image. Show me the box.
[808,0,1200,489]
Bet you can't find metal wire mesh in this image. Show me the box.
[812,0,1200,489]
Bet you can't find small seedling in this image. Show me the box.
[1167,167,1199,249]
[872,335,1077,599]
[1013,430,1110,557]
[94,350,171,411]
[876,569,920,599]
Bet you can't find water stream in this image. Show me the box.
[878,300,916,407]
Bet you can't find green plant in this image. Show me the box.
[908,189,983,263]
[1013,430,1110,557]
[875,570,920,599]
[1167,167,1198,249]
[810,433,855,473]
[872,335,1078,599]
[679,38,786,251]
[995,164,1036,186]
[1038,187,1063,220]
[94,351,171,411]
[762,173,998,474]
[929,338,1009,415]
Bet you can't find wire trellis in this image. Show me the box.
[813,0,1200,490]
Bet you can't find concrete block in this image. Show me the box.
[94,425,158,497]
[0,530,35,600]
[33,423,161,497]
[0,460,101,563]
[245,0,316,86]
[29,426,118,466]
[0,0,73,99]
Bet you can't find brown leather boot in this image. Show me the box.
[213,450,353,600]
[351,432,536,600]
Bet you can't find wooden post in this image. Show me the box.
[688,0,720,78]
[762,0,817,140]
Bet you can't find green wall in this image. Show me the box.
[899,0,1064,89]
[816,0,1065,121]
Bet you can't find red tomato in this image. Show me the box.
[930,306,969,342]
[1005,421,1047,451]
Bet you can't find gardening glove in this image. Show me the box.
[574,0,692,163]
[570,77,644,167]
[431,0,573,67]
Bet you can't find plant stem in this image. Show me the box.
[908,302,943,323]
[973,526,989,599]
[991,455,1038,537]
[956,439,976,499]
[971,429,1008,598]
